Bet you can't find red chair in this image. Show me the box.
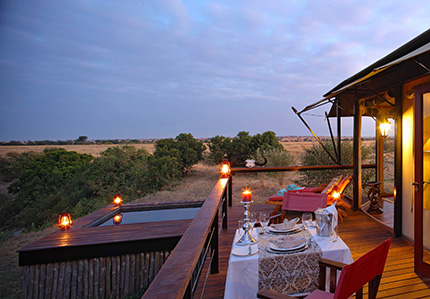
[281,192,328,212]
[265,176,352,220]
[257,238,392,299]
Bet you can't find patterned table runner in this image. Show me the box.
[258,230,322,295]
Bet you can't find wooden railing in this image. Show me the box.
[142,177,229,299]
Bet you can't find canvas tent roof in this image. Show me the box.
[298,28,430,116]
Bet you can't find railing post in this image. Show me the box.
[228,176,233,207]
[222,190,228,230]
[210,210,219,274]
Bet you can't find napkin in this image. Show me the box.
[271,217,299,230]
[325,202,338,228]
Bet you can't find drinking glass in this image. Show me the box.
[330,224,338,243]
[249,213,257,231]
[237,219,244,235]
[302,213,313,230]
[259,212,270,232]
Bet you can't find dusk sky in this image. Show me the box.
[1,1,429,141]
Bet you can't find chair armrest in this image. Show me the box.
[318,259,348,292]
[319,259,347,271]
[312,186,325,193]
[257,289,296,299]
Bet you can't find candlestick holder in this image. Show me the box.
[236,200,257,246]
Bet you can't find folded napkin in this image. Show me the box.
[271,217,299,230]
[325,202,338,228]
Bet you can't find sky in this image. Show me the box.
[1,1,429,141]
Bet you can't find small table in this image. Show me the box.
[365,181,383,214]
[224,227,353,299]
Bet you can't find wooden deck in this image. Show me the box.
[195,203,430,298]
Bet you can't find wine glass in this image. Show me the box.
[259,212,270,232]
[249,213,257,231]
[302,213,313,230]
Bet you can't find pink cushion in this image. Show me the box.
[282,192,328,212]
[268,195,283,202]
[305,289,335,299]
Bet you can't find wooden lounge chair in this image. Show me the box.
[257,238,391,299]
[265,175,352,221]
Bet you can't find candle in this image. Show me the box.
[242,190,252,202]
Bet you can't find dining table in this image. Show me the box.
[224,224,353,299]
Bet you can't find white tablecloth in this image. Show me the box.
[224,227,353,299]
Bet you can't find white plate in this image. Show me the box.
[232,245,258,257]
[270,241,306,252]
[266,244,309,254]
[268,225,301,233]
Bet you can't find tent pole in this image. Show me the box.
[292,107,338,164]
[337,99,342,164]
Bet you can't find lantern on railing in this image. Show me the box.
[113,193,123,206]
[58,213,73,230]
[219,159,231,178]
[113,213,123,225]
[379,120,390,137]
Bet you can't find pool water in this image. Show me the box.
[99,207,201,226]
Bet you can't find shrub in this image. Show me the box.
[207,131,284,165]
[154,133,206,175]
[253,148,295,186]
[296,140,374,191]
[3,148,93,230]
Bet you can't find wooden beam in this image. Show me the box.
[393,85,403,237]
[337,99,342,164]
[353,93,362,211]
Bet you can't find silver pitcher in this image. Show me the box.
[315,208,333,237]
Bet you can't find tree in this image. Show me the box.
[154,133,206,175]
[207,131,285,165]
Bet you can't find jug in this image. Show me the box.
[315,208,333,237]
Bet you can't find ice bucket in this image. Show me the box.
[315,208,333,237]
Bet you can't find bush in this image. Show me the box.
[66,146,151,217]
[296,141,375,191]
[3,148,93,230]
[208,131,284,165]
[1,145,186,231]
[253,148,295,186]
[154,133,206,175]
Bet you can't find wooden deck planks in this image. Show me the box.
[197,203,430,299]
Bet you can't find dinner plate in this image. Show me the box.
[232,245,258,257]
[267,225,302,234]
[270,241,306,252]
[266,243,309,254]
[269,236,306,251]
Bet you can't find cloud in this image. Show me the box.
[0,0,429,140]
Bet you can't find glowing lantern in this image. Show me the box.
[379,121,390,137]
[242,189,252,202]
[58,213,73,230]
[113,193,123,206]
[113,213,123,225]
[219,159,231,178]
[331,187,341,200]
